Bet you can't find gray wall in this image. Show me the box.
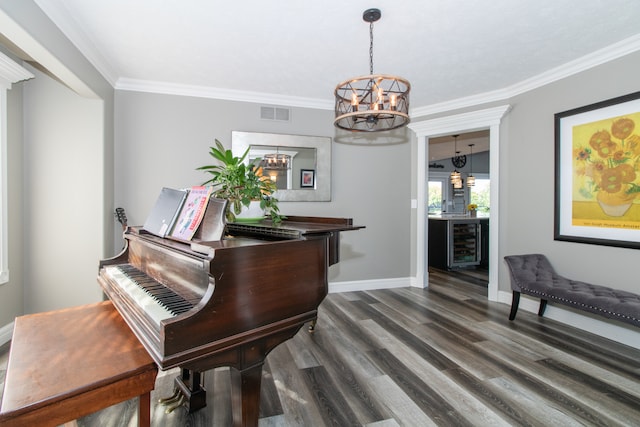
[22,65,104,312]
[498,50,640,296]
[0,59,25,325]
[0,0,114,327]
[115,90,412,282]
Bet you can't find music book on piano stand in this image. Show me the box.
[171,186,213,241]
[142,187,188,237]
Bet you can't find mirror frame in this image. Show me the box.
[232,131,332,201]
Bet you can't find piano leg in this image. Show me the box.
[230,364,263,427]
[160,369,207,414]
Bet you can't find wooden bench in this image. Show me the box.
[0,301,157,427]
[504,254,640,327]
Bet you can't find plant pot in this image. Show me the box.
[597,200,632,217]
[596,191,634,217]
[234,200,265,223]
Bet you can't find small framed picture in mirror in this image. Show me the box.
[301,169,315,188]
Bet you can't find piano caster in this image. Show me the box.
[308,318,317,332]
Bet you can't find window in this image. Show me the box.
[428,180,443,214]
[469,177,490,213]
[429,172,490,214]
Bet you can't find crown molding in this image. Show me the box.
[408,105,511,137]
[0,8,98,98]
[115,77,334,110]
[411,33,640,119]
[36,0,640,114]
[118,33,640,114]
[34,0,119,86]
[0,50,34,89]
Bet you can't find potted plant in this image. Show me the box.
[197,139,283,224]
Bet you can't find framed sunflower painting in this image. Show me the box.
[555,91,640,249]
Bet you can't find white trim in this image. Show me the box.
[114,30,640,112]
[0,90,9,285]
[0,9,98,99]
[497,290,640,350]
[415,137,427,288]
[0,52,33,285]
[409,105,512,135]
[408,105,511,301]
[116,78,334,110]
[34,0,119,86]
[55,20,638,114]
[116,34,640,113]
[28,1,640,112]
[0,321,13,346]
[0,51,34,89]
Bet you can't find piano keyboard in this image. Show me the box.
[104,265,194,326]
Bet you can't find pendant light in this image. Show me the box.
[467,143,476,187]
[450,135,462,188]
[334,8,411,132]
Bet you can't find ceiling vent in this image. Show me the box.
[260,106,290,122]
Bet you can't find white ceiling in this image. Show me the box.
[429,131,489,162]
[30,0,640,153]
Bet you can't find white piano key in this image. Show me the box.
[104,266,174,326]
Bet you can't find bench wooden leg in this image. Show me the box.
[538,299,548,317]
[508,291,520,320]
[139,392,151,427]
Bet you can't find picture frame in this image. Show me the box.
[554,90,640,249]
[301,169,315,188]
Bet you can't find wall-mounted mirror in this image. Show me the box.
[232,131,331,201]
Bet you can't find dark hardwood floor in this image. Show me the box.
[2,267,639,426]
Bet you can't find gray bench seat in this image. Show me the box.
[504,254,640,327]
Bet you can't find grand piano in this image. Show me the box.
[98,198,362,426]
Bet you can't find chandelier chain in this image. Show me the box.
[369,21,374,75]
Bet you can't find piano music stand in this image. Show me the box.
[0,301,157,427]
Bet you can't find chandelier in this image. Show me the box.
[334,8,411,132]
[260,151,291,170]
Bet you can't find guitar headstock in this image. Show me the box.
[115,207,128,230]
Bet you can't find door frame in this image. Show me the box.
[408,105,510,301]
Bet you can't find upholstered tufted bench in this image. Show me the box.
[504,254,640,327]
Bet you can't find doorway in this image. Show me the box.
[408,105,511,302]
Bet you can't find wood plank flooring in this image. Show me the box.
[1,268,639,426]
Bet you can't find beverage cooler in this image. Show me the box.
[428,218,484,269]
